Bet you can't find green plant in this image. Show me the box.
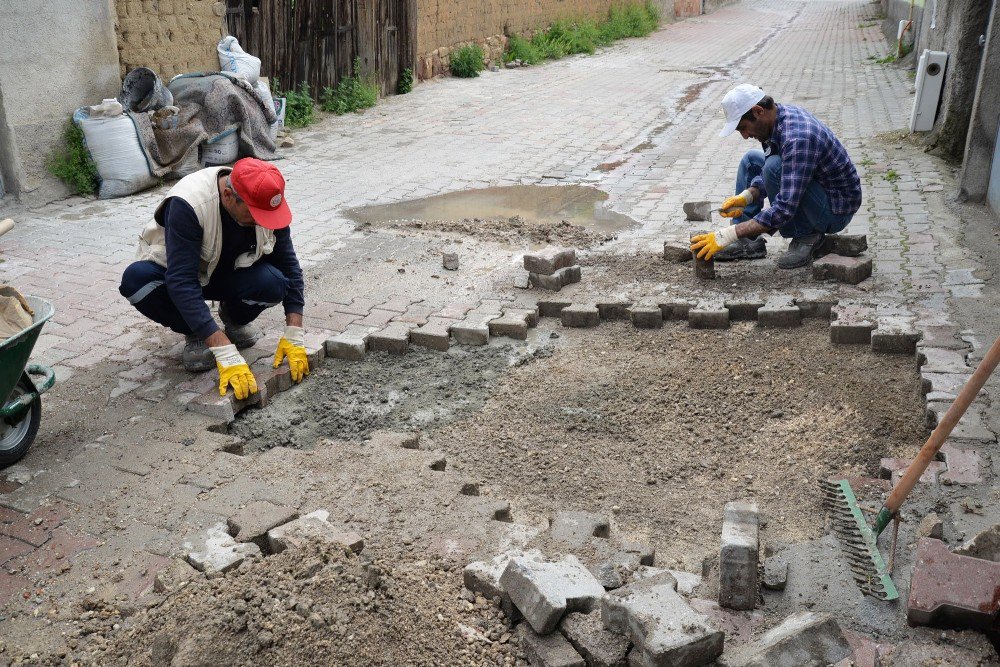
[875,53,897,64]
[278,81,316,128]
[397,68,414,95]
[505,34,543,64]
[320,58,379,114]
[859,157,874,166]
[450,44,485,78]
[47,121,98,196]
[885,169,899,182]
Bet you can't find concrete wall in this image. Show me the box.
[959,1,1000,204]
[114,0,226,81]
[0,0,121,204]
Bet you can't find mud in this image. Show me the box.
[356,214,613,249]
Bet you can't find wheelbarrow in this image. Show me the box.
[1,296,55,468]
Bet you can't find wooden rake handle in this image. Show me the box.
[875,335,1000,535]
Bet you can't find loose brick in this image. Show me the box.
[531,265,582,291]
[683,201,712,222]
[719,502,759,611]
[227,501,299,543]
[825,233,868,257]
[503,306,540,327]
[559,611,630,667]
[812,255,873,285]
[538,301,572,317]
[411,317,452,351]
[689,300,730,329]
[267,510,364,555]
[187,385,263,423]
[464,549,542,604]
[326,333,368,360]
[597,301,632,320]
[663,242,693,263]
[724,612,850,666]
[757,296,801,328]
[515,623,586,667]
[500,554,605,634]
[794,289,837,319]
[871,316,922,354]
[561,304,600,328]
[830,303,875,344]
[442,252,459,270]
[451,315,494,345]
[602,572,723,666]
[186,523,261,574]
[548,511,610,548]
[725,298,764,321]
[524,247,577,275]
[659,298,695,321]
[907,537,1000,630]
[762,556,788,591]
[367,321,413,354]
[490,316,529,340]
[628,304,662,329]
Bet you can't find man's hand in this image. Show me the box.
[210,344,258,400]
[273,325,309,383]
[720,188,756,219]
[690,226,740,261]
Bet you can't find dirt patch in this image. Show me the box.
[355,215,613,248]
[90,542,516,666]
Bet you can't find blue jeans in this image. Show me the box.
[119,260,288,336]
[733,150,854,239]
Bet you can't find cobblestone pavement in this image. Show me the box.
[1,0,998,658]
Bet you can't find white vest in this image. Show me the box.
[136,167,277,286]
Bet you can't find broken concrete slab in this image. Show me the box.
[525,247,578,275]
[917,513,944,540]
[560,611,630,667]
[683,201,713,222]
[561,304,601,328]
[516,622,586,667]
[907,537,1000,630]
[688,599,764,645]
[603,572,723,666]
[464,549,542,601]
[266,510,364,555]
[953,524,1000,561]
[812,255,873,285]
[591,562,625,590]
[762,556,788,591]
[720,612,850,667]
[227,501,299,543]
[548,511,611,547]
[185,523,261,574]
[500,554,606,634]
[631,567,702,596]
[719,502,759,611]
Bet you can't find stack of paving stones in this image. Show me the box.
[521,247,582,292]
[812,234,873,285]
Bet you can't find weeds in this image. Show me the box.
[47,121,98,196]
[398,68,414,95]
[885,169,899,182]
[505,1,659,66]
[874,53,897,64]
[276,80,316,128]
[320,58,379,114]
[450,44,485,78]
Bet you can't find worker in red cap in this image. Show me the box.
[120,158,308,399]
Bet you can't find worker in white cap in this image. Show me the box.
[691,84,862,268]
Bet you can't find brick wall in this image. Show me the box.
[114,0,226,80]
[415,0,671,79]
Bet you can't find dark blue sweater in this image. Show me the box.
[161,198,305,339]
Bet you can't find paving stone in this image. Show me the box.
[907,537,1000,630]
[938,442,982,485]
[500,554,606,634]
[516,622,586,667]
[659,299,695,321]
[442,252,459,270]
[524,247,577,275]
[762,556,788,591]
[879,457,945,486]
[628,304,662,329]
[757,296,800,328]
[185,523,261,574]
[548,511,610,548]
[917,512,944,540]
[793,290,838,319]
[688,598,764,645]
[825,233,868,257]
[917,347,969,374]
[411,317,452,351]
[683,201,712,221]
[663,242,693,263]
[451,317,493,345]
[689,300,730,329]
[490,311,531,340]
[227,502,300,543]
[870,316,921,354]
[921,371,987,403]
[266,509,364,555]
[561,304,600,328]
[187,385,264,423]
[719,502,759,611]
[812,255,873,285]
[953,524,1000,561]
[325,333,368,360]
[830,303,876,345]
[597,301,633,320]
[515,273,531,289]
[616,539,656,568]
[721,612,850,667]
[591,562,625,590]
[539,301,572,317]
[630,567,701,596]
[464,549,542,602]
[367,321,413,354]
[725,298,764,322]
[602,572,723,666]
[559,610,630,667]
[531,265,582,291]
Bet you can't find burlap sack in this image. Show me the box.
[0,286,33,340]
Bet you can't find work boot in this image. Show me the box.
[183,336,215,372]
[218,303,262,349]
[714,237,767,262]
[776,232,826,270]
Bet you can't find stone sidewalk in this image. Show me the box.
[0,0,997,658]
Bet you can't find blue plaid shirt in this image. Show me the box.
[751,104,862,230]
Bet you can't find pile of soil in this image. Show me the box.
[90,542,517,666]
[356,215,613,248]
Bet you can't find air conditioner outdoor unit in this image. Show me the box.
[910,50,948,132]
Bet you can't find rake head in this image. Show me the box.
[819,479,899,601]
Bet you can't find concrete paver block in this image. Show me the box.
[602,572,723,666]
[185,523,261,574]
[879,457,945,486]
[266,509,364,555]
[367,321,413,354]
[812,255,873,285]
[688,598,764,645]
[539,301,572,317]
[560,611,630,667]
[917,347,970,373]
[464,549,542,602]
[411,317,452,351]
[187,386,263,423]
[442,252,459,270]
[794,290,837,319]
[830,303,876,345]
[503,306,540,327]
[907,537,1000,630]
[629,304,663,329]
[925,401,996,441]
[757,296,801,328]
[548,511,611,547]
[490,316,529,340]
[683,201,712,222]
[597,301,633,320]
[531,265,582,291]
[719,502,759,611]
[721,612,850,666]
[326,333,368,360]
[725,299,764,322]
[451,316,493,345]
[938,442,982,485]
[516,622,586,667]
[658,299,694,321]
[871,316,921,354]
[561,304,600,328]
[762,556,788,591]
[525,247,577,275]
[227,501,299,543]
[663,242,693,263]
[689,300,730,329]
[500,554,606,634]
[825,234,868,257]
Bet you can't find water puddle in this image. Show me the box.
[345,185,637,236]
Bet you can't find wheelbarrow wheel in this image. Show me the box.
[0,376,41,468]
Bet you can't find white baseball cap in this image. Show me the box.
[719,84,766,137]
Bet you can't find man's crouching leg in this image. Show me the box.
[213,263,289,349]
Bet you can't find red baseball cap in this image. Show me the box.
[229,158,292,230]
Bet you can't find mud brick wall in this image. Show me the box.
[113,0,227,80]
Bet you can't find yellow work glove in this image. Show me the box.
[273,325,309,383]
[720,188,756,219]
[210,344,258,400]
[690,226,740,261]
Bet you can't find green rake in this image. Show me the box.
[821,335,1000,602]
